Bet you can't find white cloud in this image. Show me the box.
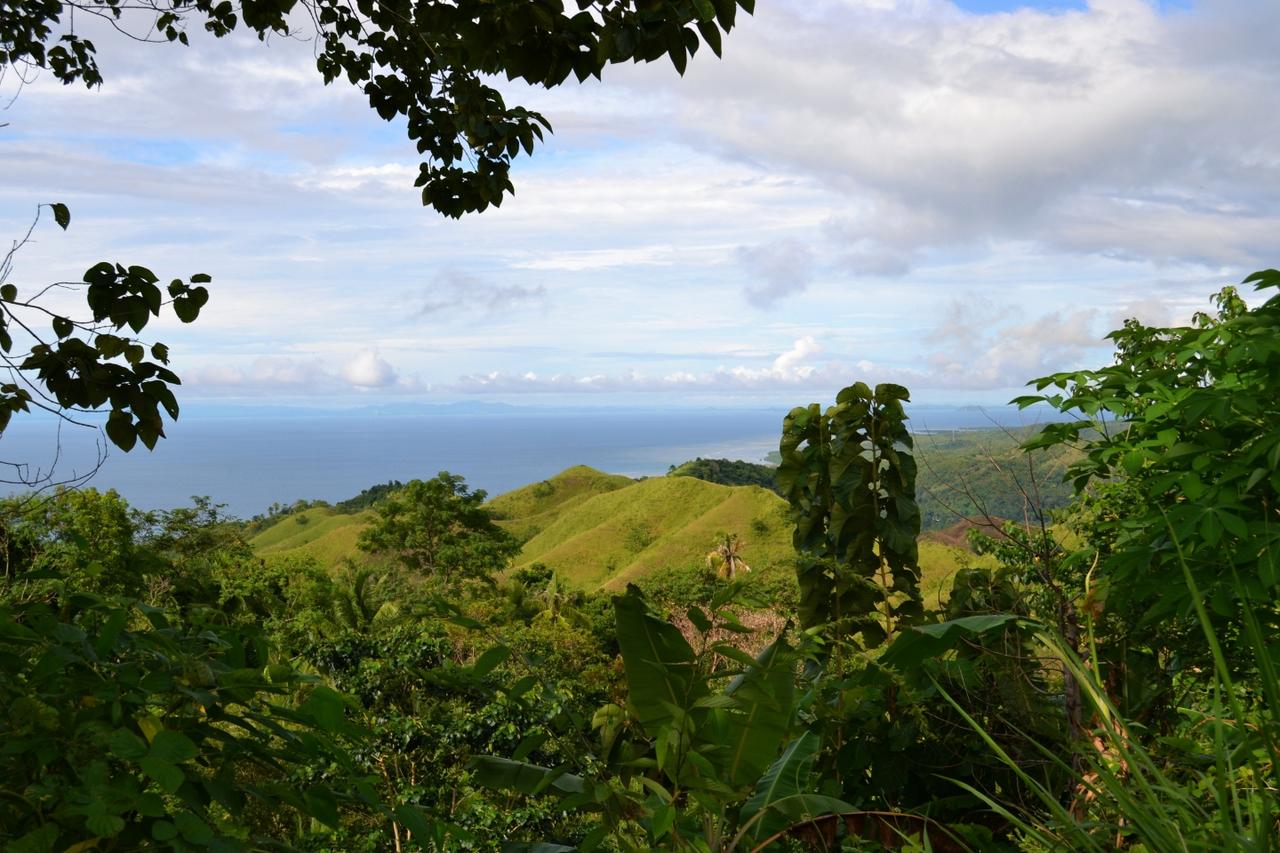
[603,0,1280,270]
[342,350,399,388]
[184,352,421,395]
[2,0,1271,409]
[451,336,855,393]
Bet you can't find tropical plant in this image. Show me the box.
[707,532,752,580]
[1016,271,1280,688]
[357,472,520,588]
[777,381,924,649]
[472,584,869,851]
[0,576,426,851]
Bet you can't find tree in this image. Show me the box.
[1,208,210,465]
[1015,272,1280,675]
[706,531,750,580]
[1,0,754,454]
[0,486,137,591]
[3,0,754,218]
[356,471,519,586]
[777,381,924,649]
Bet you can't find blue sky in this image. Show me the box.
[2,0,1276,410]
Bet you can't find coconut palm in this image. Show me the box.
[532,571,589,628]
[706,533,751,580]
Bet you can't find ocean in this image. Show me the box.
[0,404,1043,518]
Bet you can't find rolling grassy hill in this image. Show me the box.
[511,475,794,591]
[486,465,635,543]
[251,506,373,569]
[248,464,979,599]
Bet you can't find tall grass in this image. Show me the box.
[944,526,1279,851]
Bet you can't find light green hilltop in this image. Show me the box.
[251,507,374,569]
[486,464,635,543]
[512,475,794,591]
[247,465,975,596]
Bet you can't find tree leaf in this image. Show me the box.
[138,756,184,793]
[720,636,795,787]
[51,202,70,230]
[105,413,137,452]
[879,614,1024,670]
[471,644,510,678]
[149,730,198,763]
[471,756,585,796]
[612,585,703,735]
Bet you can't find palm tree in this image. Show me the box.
[706,533,751,580]
[330,563,401,635]
[532,571,588,628]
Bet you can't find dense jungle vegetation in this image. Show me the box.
[3,1,1279,849]
[2,274,1279,850]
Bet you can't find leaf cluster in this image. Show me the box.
[4,0,756,218]
[777,382,923,648]
[0,206,208,453]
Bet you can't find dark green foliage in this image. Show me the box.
[357,471,520,587]
[335,479,404,513]
[778,381,923,649]
[1,208,210,452]
[6,276,1280,850]
[3,0,755,218]
[668,457,781,494]
[0,488,137,592]
[0,567,388,851]
[474,585,857,850]
[1018,274,1280,677]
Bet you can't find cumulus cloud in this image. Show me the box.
[860,300,1113,390]
[187,358,333,391]
[420,270,547,316]
[623,0,1280,271]
[735,239,816,307]
[186,352,422,396]
[342,350,398,388]
[6,0,1268,408]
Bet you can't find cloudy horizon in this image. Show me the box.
[2,0,1275,410]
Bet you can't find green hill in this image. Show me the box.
[487,465,635,543]
[912,427,1079,529]
[667,458,780,494]
[250,506,373,569]
[246,465,976,597]
[513,476,793,591]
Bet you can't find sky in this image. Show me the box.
[2,0,1277,411]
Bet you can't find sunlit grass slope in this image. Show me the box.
[246,466,976,597]
[513,476,794,591]
[487,465,635,543]
[250,507,373,570]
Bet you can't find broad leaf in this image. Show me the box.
[740,730,820,843]
[472,756,585,796]
[613,585,705,735]
[720,635,795,787]
[879,614,1024,670]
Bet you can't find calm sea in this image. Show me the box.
[0,404,1042,518]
